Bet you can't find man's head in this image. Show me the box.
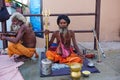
[57,15,70,26]
[57,15,70,33]
[10,12,27,31]
[11,12,26,25]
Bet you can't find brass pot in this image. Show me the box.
[69,63,82,72]
[71,71,81,80]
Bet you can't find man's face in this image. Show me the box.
[12,18,19,25]
[11,18,20,31]
[58,19,68,34]
[58,19,68,29]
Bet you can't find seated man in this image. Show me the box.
[0,12,38,62]
[45,15,84,64]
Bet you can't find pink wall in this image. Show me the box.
[100,0,120,41]
[36,0,120,48]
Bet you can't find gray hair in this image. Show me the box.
[11,12,26,23]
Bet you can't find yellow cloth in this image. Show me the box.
[8,42,35,58]
[46,50,83,64]
[5,0,11,3]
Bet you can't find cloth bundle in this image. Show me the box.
[0,6,10,22]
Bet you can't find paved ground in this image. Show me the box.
[19,42,120,80]
[78,41,120,51]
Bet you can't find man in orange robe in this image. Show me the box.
[45,15,84,64]
[0,12,38,62]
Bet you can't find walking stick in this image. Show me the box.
[93,29,106,57]
[42,10,50,51]
[93,29,106,62]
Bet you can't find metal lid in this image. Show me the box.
[41,58,52,64]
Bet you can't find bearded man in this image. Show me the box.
[0,12,38,62]
[45,15,83,64]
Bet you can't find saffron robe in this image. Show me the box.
[8,42,35,58]
[46,48,83,64]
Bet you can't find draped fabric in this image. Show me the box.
[0,55,24,80]
[8,42,36,58]
[46,50,83,64]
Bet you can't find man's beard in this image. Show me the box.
[11,24,20,31]
[59,27,68,37]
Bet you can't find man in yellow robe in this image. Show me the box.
[45,15,84,64]
[0,12,38,62]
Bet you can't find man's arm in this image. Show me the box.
[48,32,56,47]
[0,25,24,43]
[44,29,56,48]
[71,31,82,55]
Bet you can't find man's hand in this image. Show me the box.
[78,53,85,59]
[44,29,50,35]
[0,34,6,40]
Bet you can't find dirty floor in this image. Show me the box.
[19,42,120,80]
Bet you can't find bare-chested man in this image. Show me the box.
[45,15,83,64]
[0,12,38,62]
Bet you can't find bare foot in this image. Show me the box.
[35,52,39,58]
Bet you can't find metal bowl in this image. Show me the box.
[87,62,95,68]
[82,70,91,77]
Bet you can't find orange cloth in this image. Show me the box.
[46,50,83,64]
[8,42,35,58]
